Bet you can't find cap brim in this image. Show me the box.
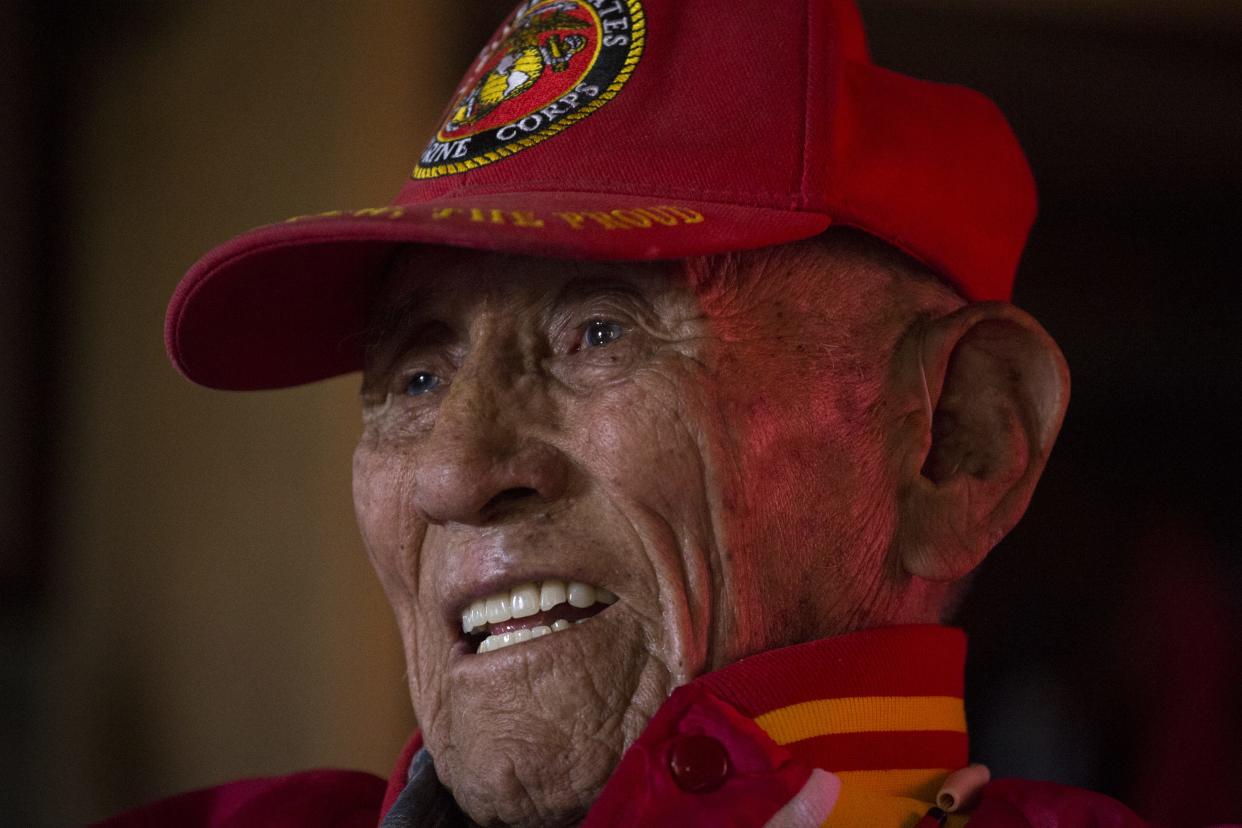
[166,191,830,390]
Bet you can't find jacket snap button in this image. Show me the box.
[668,733,730,793]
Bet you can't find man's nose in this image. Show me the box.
[410,367,568,526]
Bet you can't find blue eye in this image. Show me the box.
[404,371,441,396]
[583,319,624,349]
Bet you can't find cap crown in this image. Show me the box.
[394,0,1034,300]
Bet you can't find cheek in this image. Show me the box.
[352,443,421,603]
[704,344,895,644]
[574,365,715,537]
[565,366,720,677]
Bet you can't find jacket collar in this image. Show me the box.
[694,624,968,788]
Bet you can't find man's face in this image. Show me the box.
[352,245,900,826]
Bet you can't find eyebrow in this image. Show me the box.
[551,273,652,308]
[361,275,451,361]
[362,263,663,364]
[365,297,418,353]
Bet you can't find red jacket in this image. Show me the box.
[95,627,1152,827]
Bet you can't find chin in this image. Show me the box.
[427,690,623,827]
[415,605,670,827]
[442,742,606,828]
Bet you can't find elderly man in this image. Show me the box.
[103,0,1150,825]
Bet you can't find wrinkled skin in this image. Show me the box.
[352,243,941,826]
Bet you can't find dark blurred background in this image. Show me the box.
[2,1,1239,825]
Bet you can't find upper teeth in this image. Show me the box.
[462,579,617,634]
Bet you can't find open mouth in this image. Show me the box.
[460,579,618,654]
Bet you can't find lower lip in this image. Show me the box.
[451,609,609,667]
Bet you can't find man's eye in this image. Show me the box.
[581,319,625,349]
[403,370,441,396]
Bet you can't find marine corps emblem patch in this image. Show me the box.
[414,0,645,179]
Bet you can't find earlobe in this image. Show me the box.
[895,302,1070,581]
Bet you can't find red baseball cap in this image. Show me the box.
[166,0,1035,390]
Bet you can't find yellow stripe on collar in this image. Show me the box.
[755,695,967,745]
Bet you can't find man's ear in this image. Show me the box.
[892,302,1070,581]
